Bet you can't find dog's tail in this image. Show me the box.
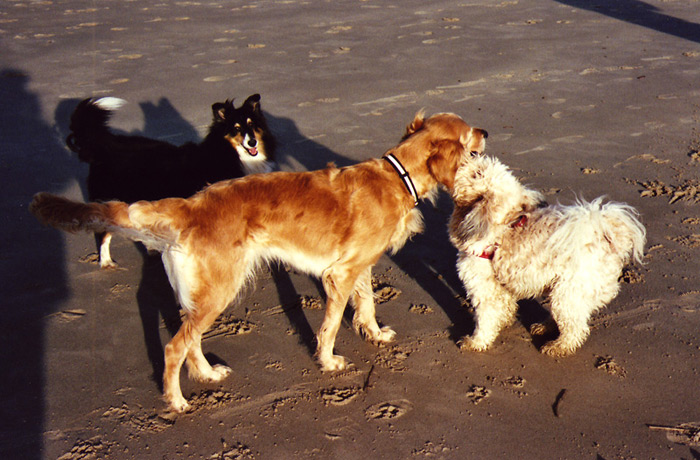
[30,192,181,252]
[550,197,646,265]
[599,200,646,265]
[66,97,126,162]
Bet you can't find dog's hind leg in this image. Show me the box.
[163,319,198,412]
[163,297,235,412]
[540,285,600,357]
[315,264,366,372]
[161,255,248,412]
[350,267,396,345]
[183,293,236,384]
[457,256,518,352]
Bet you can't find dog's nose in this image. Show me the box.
[247,138,257,148]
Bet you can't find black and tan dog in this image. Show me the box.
[66,94,276,268]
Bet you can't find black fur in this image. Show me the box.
[67,93,276,203]
[66,94,276,267]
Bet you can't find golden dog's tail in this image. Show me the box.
[30,192,181,251]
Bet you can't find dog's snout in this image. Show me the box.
[482,129,488,139]
[247,137,257,148]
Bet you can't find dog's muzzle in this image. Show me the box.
[243,136,258,156]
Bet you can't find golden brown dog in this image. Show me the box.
[30,112,488,413]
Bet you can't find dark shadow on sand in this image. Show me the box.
[555,0,700,43]
[0,69,81,459]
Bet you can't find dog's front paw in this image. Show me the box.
[207,364,232,382]
[360,325,396,345]
[165,393,191,414]
[99,259,119,270]
[457,336,491,352]
[318,354,349,372]
[375,326,397,344]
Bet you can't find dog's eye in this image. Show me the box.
[470,150,480,157]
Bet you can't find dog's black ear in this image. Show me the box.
[212,102,228,121]
[243,94,262,113]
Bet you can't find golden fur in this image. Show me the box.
[30,112,487,412]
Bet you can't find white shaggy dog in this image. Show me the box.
[449,155,646,356]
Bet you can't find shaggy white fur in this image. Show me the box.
[449,155,646,357]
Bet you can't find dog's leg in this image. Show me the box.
[163,320,197,412]
[542,274,621,357]
[161,255,248,412]
[184,303,233,383]
[163,303,234,413]
[457,256,518,352]
[315,264,363,372]
[350,267,396,345]
[97,232,117,269]
[540,289,594,357]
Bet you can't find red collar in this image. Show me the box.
[511,214,528,228]
[476,215,528,260]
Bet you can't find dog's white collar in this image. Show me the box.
[383,154,419,206]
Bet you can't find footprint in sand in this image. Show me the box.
[373,283,401,304]
[202,314,254,341]
[466,385,491,404]
[58,436,113,460]
[321,387,360,406]
[365,399,412,420]
[595,355,627,378]
[211,440,254,459]
[189,389,243,411]
[408,303,434,315]
[102,403,175,432]
[619,267,644,284]
[374,345,411,372]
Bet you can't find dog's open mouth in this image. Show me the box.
[243,144,258,157]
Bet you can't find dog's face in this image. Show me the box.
[212,94,273,164]
[453,155,546,227]
[399,112,488,192]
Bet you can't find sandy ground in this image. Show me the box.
[2,0,700,458]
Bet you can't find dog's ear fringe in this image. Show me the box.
[427,139,464,191]
[212,99,238,121]
[405,109,426,136]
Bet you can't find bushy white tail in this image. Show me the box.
[548,197,646,265]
